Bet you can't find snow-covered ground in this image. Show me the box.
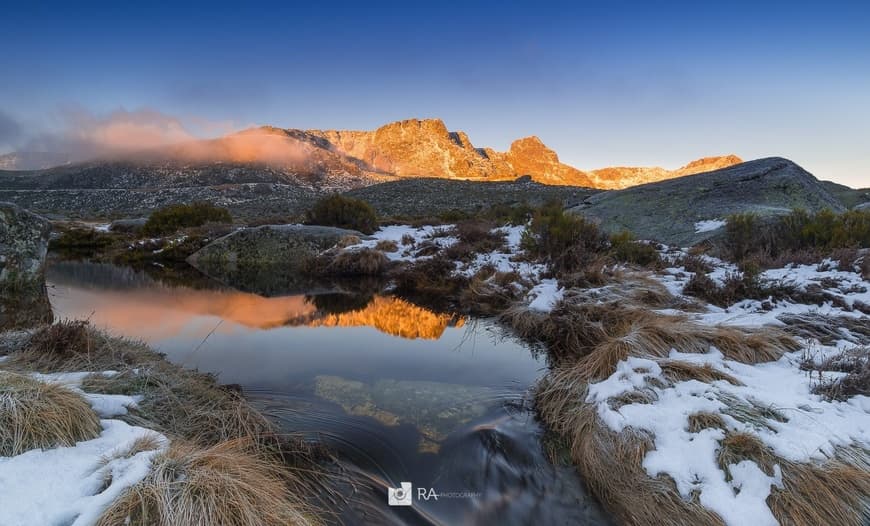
[0,372,166,526]
[694,219,727,233]
[347,223,548,285]
[586,248,870,526]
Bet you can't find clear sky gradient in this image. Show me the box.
[1,1,868,186]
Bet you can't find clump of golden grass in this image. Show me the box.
[781,312,870,345]
[25,319,91,358]
[334,234,362,248]
[0,371,101,456]
[659,360,742,385]
[505,298,797,382]
[768,448,870,526]
[5,320,154,373]
[686,412,726,433]
[82,365,272,447]
[716,432,777,479]
[97,438,318,526]
[374,239,398,253]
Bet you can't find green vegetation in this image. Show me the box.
[50,228,117,253]
[142,202,233,237]
[722,209,870,264]
[521,200,608,274]
[609,230,661,267]
[305,194,378,234]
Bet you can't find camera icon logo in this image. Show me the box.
[387,482,413,506]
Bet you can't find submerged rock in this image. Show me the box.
[0,202,53,329]
[314,375,495,451]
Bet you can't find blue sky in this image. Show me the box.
[1,1,868,186]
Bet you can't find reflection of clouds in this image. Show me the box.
[49,284,316,340]
[49,281,463,341]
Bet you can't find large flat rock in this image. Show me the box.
[570,157,846,246]
[187,224,364,293]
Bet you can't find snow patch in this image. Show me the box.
[694,219,727,233]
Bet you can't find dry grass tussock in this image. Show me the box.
[800,346,869,401]
[779,312,870,346]
[504,298,797,379]
[325,248,389,276]
[0,371,102,456]
[536,385,726,526]
[538,366,870,526]
[5,320,288,446]
[4,319,154,373]
[97,437,319,526]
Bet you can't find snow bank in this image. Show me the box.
[0,420,164,526]
[526,279,564,312]
[0,371,165,525]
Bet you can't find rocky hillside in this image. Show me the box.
[0,152,73,171]
[572,157,845,246]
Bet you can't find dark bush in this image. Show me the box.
[721,208,870,265]
[50,229,116,252]
[305,194,378,235]
[609,230,661,267]
[142,202,232,237]
[521,201,608,273]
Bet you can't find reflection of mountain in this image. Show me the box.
[48,262,461,340]
[310,296,464,340]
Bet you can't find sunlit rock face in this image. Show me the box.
[310,118,594,186]
[587,154,743,189]
[0,202,53,329]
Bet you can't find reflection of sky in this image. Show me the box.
[47,275,543,391]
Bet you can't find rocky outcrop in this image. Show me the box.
[310,118,594,185]
[187,225,364,293]
[0,202,53,329]
[0,202,51,285]
[572,157,845,246]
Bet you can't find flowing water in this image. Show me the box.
[46,260,610,525]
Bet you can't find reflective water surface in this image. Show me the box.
[47,260,610,525]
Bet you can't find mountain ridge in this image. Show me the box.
[0,118,742,190]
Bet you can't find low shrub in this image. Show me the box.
[305,194,378,234]
[142,202,232,237]
[521,201,608,274]
[50,228,117,253]
[721,209,870,265]
[609,231,661,268]
[0,372,102,456]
